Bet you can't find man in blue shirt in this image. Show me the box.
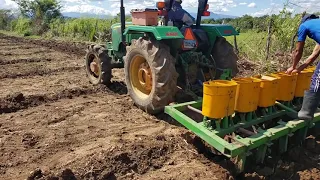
[168,0,195,26]
[286,14,320,120]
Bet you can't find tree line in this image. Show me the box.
[0,0,130,41]
[202,12,320,33]
[1,0,319,41]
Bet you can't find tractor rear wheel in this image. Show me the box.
[211,37,239,77]
[85,45,112,85]
[124,37,178,114]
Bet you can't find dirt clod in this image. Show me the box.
[7,92,25,102]
[27,168,42,180]
[22,133,39,147]
[60,169,76,180]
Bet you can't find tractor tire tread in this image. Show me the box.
[211,37,239,77]
[85,44,112,85]
[125,37,178,114]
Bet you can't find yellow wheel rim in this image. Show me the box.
[130,55,152,99]
[88,54,100,77]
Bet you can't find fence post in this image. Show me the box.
[290,12,306,52]
[52,23,55,36]
[57,22,60,36]
[265,18,273,61]
[93,19,98,42]
[62,20,65,37]
[234,35,239,54]
[290,34,297,52]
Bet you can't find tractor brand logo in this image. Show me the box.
[223,30,233,34]
[166,32,178,36]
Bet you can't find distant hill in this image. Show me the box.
[62,11,237,20]
[189,12,238,20]
[62,12,113,19]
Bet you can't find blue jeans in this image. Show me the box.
[310,62,320,92]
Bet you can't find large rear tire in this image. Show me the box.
[211,37,239,77]
[124,37,178,114]
[85,45,112,85]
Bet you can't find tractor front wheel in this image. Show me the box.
[124,37,178,114]
[85,45,112,85]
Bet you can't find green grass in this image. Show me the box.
[227,30,315,61]
[226,31,268,62]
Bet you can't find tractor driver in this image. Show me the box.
[167,0,195,27]
[286,14,320,120]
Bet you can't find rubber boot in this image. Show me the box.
[298,90,320,120]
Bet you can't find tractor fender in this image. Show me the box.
[123,25,184,40]
[200,24,239,37]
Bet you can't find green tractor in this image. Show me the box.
[85,0,239,114]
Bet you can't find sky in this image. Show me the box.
[0,0,319,17]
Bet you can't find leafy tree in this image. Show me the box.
[201,18,216,24]
[13,0,61,34]
[0,10,14,30]
[112,13,132,24]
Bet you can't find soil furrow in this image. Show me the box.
[0,66,82,79]
[0,87,99,114]
[0,73,88,98]
[0,43,32,47]
[0,33,89,57]
[0,82,127,114]
[0,57,52,65]
[0,45,40,51]
[0,50,49,56]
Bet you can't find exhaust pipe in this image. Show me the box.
[120,0,126,44]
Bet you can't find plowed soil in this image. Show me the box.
[0,33,320,180]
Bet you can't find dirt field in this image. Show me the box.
[0,33,320,180]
